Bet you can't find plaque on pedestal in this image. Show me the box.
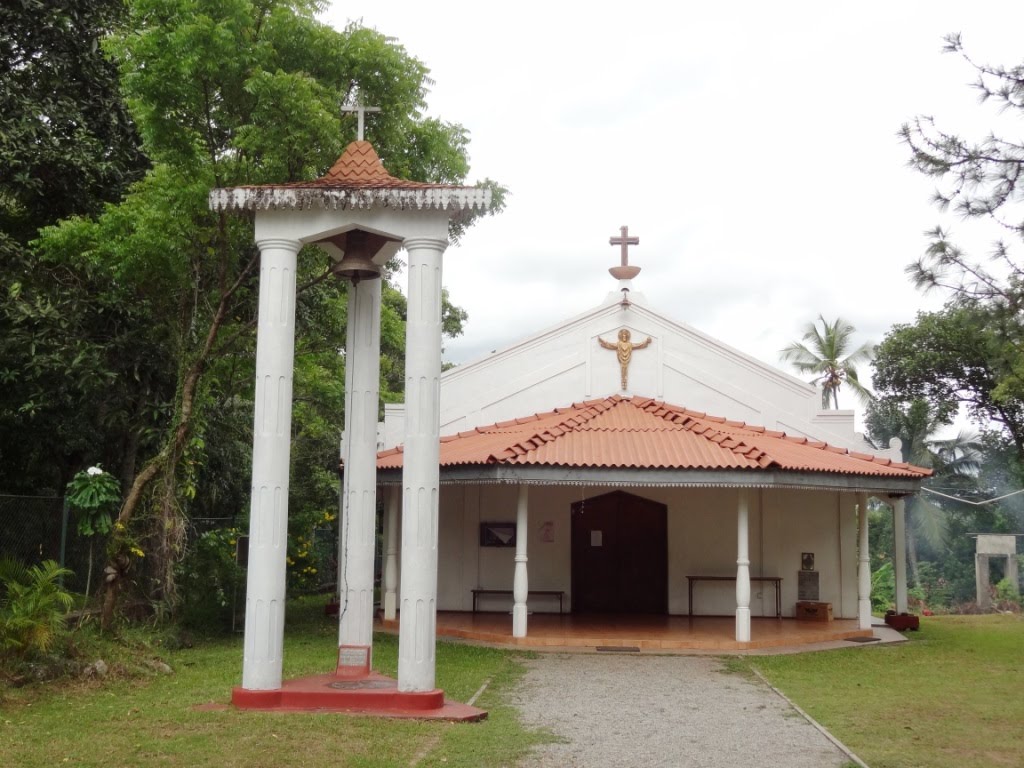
[336,645,371,678]
[798,570,819,601]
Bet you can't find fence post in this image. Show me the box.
[59,497,69,586]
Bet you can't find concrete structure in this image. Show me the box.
[211,139,491,703]
[974,534,1019,610]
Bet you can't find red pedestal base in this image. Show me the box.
[231,671,486,721]
[884,612,920,631]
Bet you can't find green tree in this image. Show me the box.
[0,0,152,494]
[27,0,498,627]
[867,397,982,592]
[898,33,1024,462]
[0,0,147,245]
[780,315,874,408]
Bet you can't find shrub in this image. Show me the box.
[994,578,1021,612]
[871,561,895,614]
[0,558,74,658]
[175,528,244,632]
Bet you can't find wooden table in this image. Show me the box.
[471,589,565,614]
[687,576,782,618]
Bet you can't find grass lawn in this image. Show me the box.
[0,598,551,768]
[738,614,1024,768]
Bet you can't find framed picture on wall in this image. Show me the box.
[480,522,516,547]
[801,552,815,571]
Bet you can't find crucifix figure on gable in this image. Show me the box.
[599,328,652,391]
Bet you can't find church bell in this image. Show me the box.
[332,251,381,283]
[326,228,391,283]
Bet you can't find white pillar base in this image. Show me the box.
[512,604,528,638]
[384,592,397,621]
[858,598,873,630]
[735,607,751,643]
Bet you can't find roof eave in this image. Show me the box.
[375,465,924,495]
[208,185,492,215]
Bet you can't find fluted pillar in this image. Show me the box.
[512,485,529,638]
[338,278,382,654]
[857,493,872,630]
[242,237,300,691]
[383,487,400,620]
[397,236,447,692]
[892,496,908,613]
[735,489,751,643]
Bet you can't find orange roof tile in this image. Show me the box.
[376,396,932,479]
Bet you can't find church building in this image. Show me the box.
[373,227,928,649]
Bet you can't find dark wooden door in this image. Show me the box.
[571,491,667,613]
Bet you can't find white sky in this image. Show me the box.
[320,1,1023,415]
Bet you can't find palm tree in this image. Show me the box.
[780,315,874,408]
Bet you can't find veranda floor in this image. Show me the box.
[378,611,871,652]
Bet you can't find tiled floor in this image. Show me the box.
[378,611,871,652]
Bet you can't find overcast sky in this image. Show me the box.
[319,2,1023,415]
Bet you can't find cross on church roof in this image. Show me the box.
[608,225,641,281]
[341,103,381,141]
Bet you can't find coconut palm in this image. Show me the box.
[780,315,874,408]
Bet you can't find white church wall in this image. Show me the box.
[762,489,858,619]
[432,484,860,619]
[436,484,575,613]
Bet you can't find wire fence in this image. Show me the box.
[0,493,94,592]
[1,495,345,598]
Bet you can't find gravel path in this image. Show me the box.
[513,654,851,768]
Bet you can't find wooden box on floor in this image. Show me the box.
[795,601,833,621]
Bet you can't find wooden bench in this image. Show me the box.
[471,589,565,614]
[686,575,782,618]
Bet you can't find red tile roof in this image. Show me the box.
[288,141,458,190]
[376,396,931,479]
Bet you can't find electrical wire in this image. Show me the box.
[922,486,1024,506]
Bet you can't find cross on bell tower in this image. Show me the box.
[341,102,381,141]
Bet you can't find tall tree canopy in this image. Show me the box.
[2,0,502,624]
[883,34,1024,473]
[780,315,873,408]
[0,0,147,246]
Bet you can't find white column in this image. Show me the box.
[242,237,300,691]
[892,496,908,613]
[735,489,751,643]
[857,493,872,630]
[976,554,991,610]
[397,237,447,692]
[338,278,382,652]
[383,487,399,620]
[512,485,529,638]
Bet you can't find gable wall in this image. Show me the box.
[384,295,868,452]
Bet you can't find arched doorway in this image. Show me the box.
[571,490,668,613]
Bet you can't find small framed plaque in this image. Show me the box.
[480,522,516,547]
[801,552,815,571]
